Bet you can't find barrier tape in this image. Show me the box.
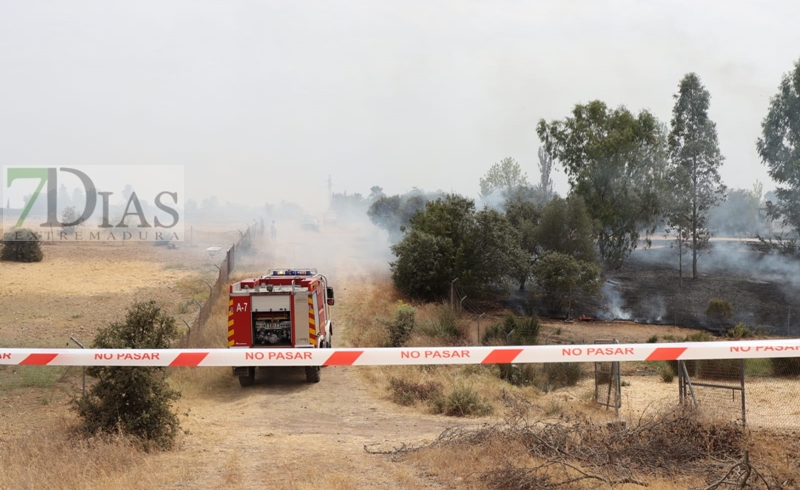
[1,339,799,367]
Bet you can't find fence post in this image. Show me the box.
[69,335,86,396]
[182,320,192,348]
[740,359,746,427]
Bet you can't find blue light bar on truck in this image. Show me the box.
[271,269,315,276]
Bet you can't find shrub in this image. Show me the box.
[705,298,733,327]
[546,362,583,389]
[1,229,44,262]
[725,322,760,339]
[382,301,416,347]
[429,385,493,417]
[646,335,659,343]
[770,357,800,377]
[72,300,182,450]
[388,377,443,406]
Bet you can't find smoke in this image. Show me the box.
[637,294,667,324]
[231,209,395,288]
[476,188,507,212]
[598,281,631,320]
[639,239,800,299]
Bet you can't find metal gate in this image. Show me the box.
[594,338,621,413]
[678,359,746,426]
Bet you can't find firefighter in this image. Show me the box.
[271,221,277,240]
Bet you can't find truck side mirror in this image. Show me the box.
[326,287,335,306]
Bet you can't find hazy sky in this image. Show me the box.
[2,0,799,213]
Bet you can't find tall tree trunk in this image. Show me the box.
[678,226,683,287]
[692,160,698,279]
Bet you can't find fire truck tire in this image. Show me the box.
[239,367,256,387]
[305,366,321,383]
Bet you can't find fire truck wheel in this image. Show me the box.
[305,366,321,383]
[238,367,256,387]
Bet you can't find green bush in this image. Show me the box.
[705,298,733,326]
[546,362,583,389]
[770,357,800,377]
[646,335,659,343]
[1,229,43,262]
[382,301,416,347]
[429,385,493,417]
[72,301,182,450]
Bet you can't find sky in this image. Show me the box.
[2,0,799,214]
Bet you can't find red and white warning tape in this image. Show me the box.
[1,339,799,367]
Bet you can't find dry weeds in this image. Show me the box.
[0,416,159,490]
[375,393,797,489]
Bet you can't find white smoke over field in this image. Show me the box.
[637,294,667,324]
[596,238,800,332]
[634,240,800,299]
[598,281,631,320]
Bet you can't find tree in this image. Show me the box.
[532,251,602,319]
[390,194,525,300]
[73,301,182,450]
[479,157,529,198]
[537,101,667,269]
[532,196,597,264]
[368,191,439,241]
[465,207,528,287]
[666,73,726,280]
[536,146,554,201]
[390,230,450,300]
[709,183,762,237]
[503,194,543,289]
[61,206,82,235]
[368,186,385,202]
[57,184,73,210]
[757,58,800,235]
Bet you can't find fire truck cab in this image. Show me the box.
[228,268,334,386]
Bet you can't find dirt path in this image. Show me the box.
[158,364,473,490]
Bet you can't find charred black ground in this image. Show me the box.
[575,241,800,335]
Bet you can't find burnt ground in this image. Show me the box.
[572,240,800,336]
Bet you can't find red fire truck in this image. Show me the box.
[228,268,334,386]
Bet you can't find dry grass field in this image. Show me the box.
[1,220,799,489]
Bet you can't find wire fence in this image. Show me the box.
[184,218,264,347]
[677,358,800,429]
